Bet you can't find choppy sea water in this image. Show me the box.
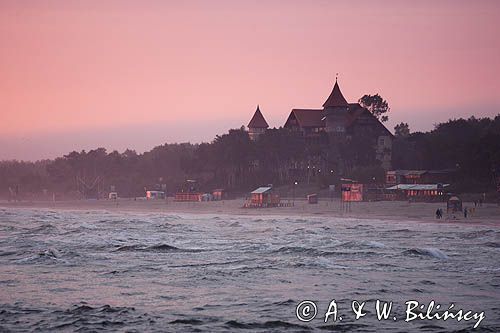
[0,207,499,332]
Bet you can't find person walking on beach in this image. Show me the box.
[464,207,468,218]
[436,208,441,219]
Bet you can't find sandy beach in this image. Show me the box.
[2,198,499,227]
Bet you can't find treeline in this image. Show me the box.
[393,115,500,191]
[1,115,499,199]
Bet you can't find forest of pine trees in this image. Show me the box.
[1,115,499,199]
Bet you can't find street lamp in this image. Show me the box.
[293,181,298,206]
[328,170,335,202]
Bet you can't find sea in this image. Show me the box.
[0,207,499,332]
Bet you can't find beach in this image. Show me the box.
[1,198,499,227]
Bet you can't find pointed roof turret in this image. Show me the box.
[323,79,349,108]
[247,105,269,128]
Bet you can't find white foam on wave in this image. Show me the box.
[424,247,448,259]
[407,247,449,260]
[315,257,349,269]
[472,266,500,272]
[364,240,386,248]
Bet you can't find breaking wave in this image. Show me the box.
[404,247,449,259]
[114,244,203,253]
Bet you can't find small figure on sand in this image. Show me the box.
[464,207,468,218]
[435,208,443,219]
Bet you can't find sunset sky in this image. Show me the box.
[1,0,499,161]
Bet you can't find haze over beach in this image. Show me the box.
[1,0,500,160]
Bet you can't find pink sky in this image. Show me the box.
[1,0,499,161]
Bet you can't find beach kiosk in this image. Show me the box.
[447,196,462,213]
[342,184,363,202]
[212,189,226,201]
[174,192,203,202]
[174,179,203,202]
[386,184,448,201]
[307,193,318,204]
[146,190,165,200]
[246,186,280,208]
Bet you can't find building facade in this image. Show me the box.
[246,80,394,169]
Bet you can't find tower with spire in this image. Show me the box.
[247,105,269,141]
[323,78,350,134]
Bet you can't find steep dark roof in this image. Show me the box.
[287,109,324,128]
[284,104,393,137]
[345,103,365,127]
[247,105,269,128]
[346,103,394,137]
[323,80,349,108]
